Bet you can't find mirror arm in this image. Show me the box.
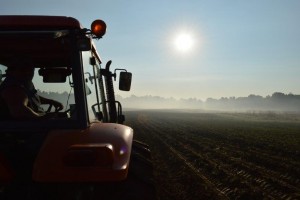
[114,68,127,73]
[113,69,127,81]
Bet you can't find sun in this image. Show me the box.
[174,32,194,53]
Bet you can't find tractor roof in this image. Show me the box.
[0,15,81,30]
[0,16,84,68]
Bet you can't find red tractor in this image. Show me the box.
[0,16,155,200]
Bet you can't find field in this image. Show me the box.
[124,110,300,200]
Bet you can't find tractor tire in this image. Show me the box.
[91,139,157,200]
[120,139,156,200]
[132,140,152,159]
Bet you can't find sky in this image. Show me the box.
[1,0,300,100]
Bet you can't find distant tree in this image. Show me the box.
[272,92,285,99]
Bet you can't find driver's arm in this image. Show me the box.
[1,86,45,119]
[39,96,64,111]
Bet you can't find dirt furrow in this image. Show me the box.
[124,111,300,200]
[128,115,222,199]
[159,126,300,198]
[154,128,281,199]
[150,121,300,193]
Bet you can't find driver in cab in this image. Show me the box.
[0,63,63,120]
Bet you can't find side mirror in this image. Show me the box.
[119,72,132,91]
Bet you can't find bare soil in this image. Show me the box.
[124,110,300,200]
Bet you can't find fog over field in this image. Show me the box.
[38,90,300,112]
[117,92,300,112]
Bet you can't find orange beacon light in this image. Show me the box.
[91,20,107,38]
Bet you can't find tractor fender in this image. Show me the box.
[32,122,133,182]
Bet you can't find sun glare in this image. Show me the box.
[174,32,194,53]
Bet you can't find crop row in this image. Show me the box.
[125,111,300,200]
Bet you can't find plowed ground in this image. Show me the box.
[124,110,300,200]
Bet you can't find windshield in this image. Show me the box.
[0,30,78,127]
[0,64,76,118]
[82,51,106,122]
[33,68,76,115]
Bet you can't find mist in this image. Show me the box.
[116,92,300,112]
[38,90,300,113]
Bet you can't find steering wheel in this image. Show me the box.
[45,103,60,113]
[45,103,70,118]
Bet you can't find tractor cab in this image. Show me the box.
[0,16,131,130]
[0,15,154,200]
